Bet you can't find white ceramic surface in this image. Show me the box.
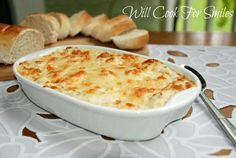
[13,45,201,140]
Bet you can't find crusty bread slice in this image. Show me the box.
[20,13,60,44]
[48,12,70,40]
[81,14,108,36]
[69,10,92,37]
[91,15,136,43]
[0,23,44,64]
[112,29,149,50]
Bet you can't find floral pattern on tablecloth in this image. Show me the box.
[0,45,235,158]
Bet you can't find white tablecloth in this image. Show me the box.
[0,45,235,157]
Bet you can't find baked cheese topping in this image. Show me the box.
[17,47,195,110]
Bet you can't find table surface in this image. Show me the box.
[1,32,236,81]
[0,32,236,157]
[149,32,236,46]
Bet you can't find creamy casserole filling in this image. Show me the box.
[17,47,195,109]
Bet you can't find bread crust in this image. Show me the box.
[0,23,44,64]
[112,29,149,49]
[81,14,108,36]
[69,10,92,37]
[91,15,136,42]
[20,13,60,44]
[48,12,70,40]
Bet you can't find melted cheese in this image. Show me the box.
[17,47,195,110]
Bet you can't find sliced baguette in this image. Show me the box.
[48,12,70,40]
[91,15,136,43]
[69,10,92,37]
[20,13,60,44]
[112,29,149,50]
[0,23,44,64]
[81,14,108,36]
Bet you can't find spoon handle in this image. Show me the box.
[200,92,236,146]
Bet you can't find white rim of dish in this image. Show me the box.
[13,45,201,117]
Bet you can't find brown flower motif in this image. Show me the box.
[167,50,188,57]
[167,57,175,63]
[37,113,60,119]
[209,149,232,156]
[22,127,41,142]
[204,89,215,100]
[206,63,220,67]
[6,85,19,93]
[219,105,236,118]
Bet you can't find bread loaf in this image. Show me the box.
[91,15,136,43]
[20,13,60,44]
[0,23,44,64]
[81,14,108,36]
[69,10,92,37]
[112,29,149,49]
[48,12,70,40]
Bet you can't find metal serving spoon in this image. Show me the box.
[183,65,236,146]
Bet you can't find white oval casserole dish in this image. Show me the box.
[13,45,201,141]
